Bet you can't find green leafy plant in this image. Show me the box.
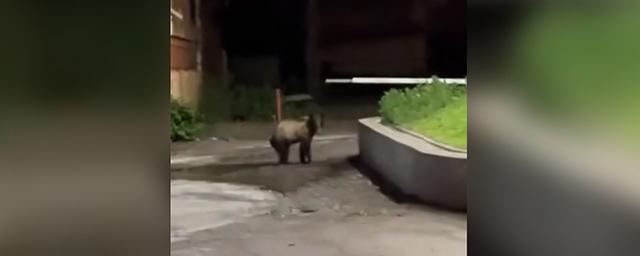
[379,77,467,149]
[198,75,232,124]
[229,87,321,121]
[171,98,204,141]
[231,87,275,121]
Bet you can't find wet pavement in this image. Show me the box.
[170,132,467,256]
[172,160,352,194]
[171,132,358,189]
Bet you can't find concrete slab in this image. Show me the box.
[171,180,281,243]
[171,168,467,256]
[172,213,467,256]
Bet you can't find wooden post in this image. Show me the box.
[275,88,283,122]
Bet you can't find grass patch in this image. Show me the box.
[407,96,467,149]
[380,77,467,149]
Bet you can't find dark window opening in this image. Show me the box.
[190,0,197,24]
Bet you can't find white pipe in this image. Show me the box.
[324,78,352,84]
[325,77,467,85]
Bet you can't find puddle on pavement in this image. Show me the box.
[171,159,355,193]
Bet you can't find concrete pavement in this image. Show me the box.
[170,180,282,243]
[172,212,466,256]
[170,128,467,255]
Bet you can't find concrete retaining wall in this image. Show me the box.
[358,117,467,211]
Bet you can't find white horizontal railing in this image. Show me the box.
[325,77,467,85]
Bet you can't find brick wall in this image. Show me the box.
[171,0,202,106]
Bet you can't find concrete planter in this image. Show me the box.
[358,117,467,211]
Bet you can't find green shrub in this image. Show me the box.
[379,77,467,149]
[231,87,275,121]
[230,87,321,121]
[171,98,204,141]
[199,75,232,124]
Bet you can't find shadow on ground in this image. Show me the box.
[171,159,354,193]
[347,156,423,204]
[172,154,442,210]
[348,155,467,213]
